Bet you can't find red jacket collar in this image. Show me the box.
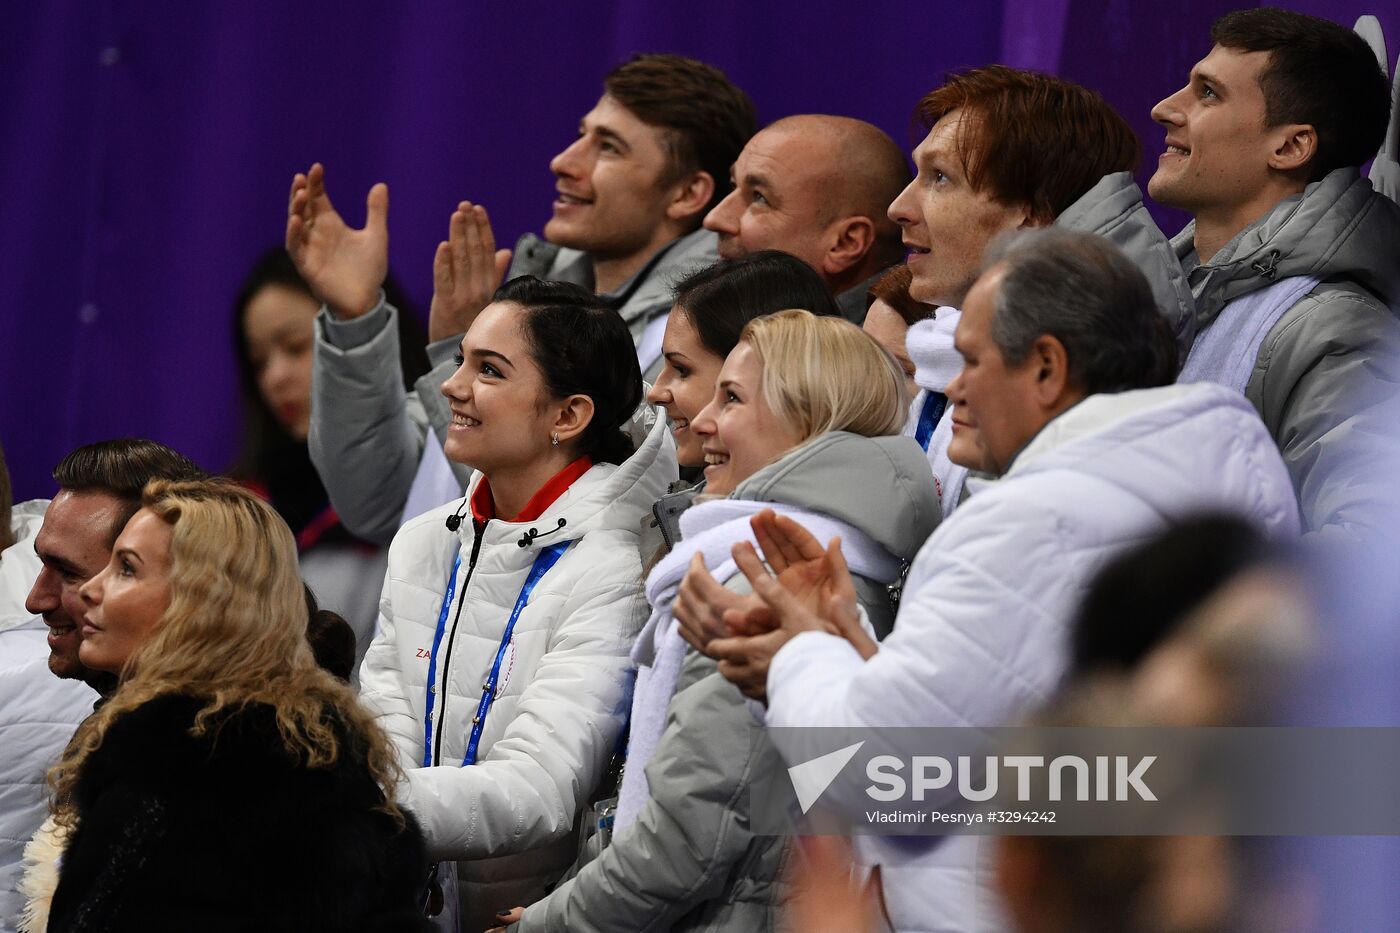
[469,456,594,524]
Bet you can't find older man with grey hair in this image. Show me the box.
[692,229,1302,933]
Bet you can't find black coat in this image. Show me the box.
[47,693,432,932]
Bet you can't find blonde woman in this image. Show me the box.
[495,310,940,932]
[31,479,430,933]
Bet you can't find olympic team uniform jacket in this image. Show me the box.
[762,384,1301,933]
[358,409,676,921]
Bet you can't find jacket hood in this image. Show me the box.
[1173,168,1400,327]
[460,403,678,551]
[731,431,940,563]
[1055,171,1196,350]
[1004,383,1299,537]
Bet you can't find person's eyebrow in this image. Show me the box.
[1194,68,1227,93]
[469,348,514,369]
[594,125,630,152]
[36,547,83,577]
[116,547,143,566]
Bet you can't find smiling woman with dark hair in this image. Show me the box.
[358,276,677,930]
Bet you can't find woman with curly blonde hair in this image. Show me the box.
[30,478,431,933]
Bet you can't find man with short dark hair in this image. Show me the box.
[693,230,1300,933]
[1149,7,1400,543]
[292,54,754,544]
[25,439,203,688]
[1,438,202,930]
[885,65,1195,514]
[702,114,910,323]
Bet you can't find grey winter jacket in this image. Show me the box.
[1054,171,1197,355]
[1172,167,1400,544]
[308,227,719,546]
[507,227,719,353]
[514,431,939,933]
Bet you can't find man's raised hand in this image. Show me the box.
[286,163,388,320]
[430,202,513,343]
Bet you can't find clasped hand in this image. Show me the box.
[671,509,877,703]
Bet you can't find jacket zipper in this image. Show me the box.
[431,518,487,765]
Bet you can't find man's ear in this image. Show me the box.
[552,393,596,448]
[822,216,877,278]
[1269,123,1318,176]
[666,171,717,224]
[1030,334,1072,408]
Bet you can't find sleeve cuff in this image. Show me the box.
[318,291,391,350]
[767,631,865,729]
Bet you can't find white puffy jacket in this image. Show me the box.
[358,409,675,918]
[765,384,1301,933]
[1,501,98,933]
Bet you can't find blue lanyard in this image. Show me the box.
[915,390,949,452]
[422,540,571,768]
[422,552,463,767]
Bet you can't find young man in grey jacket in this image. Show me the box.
[288,55,754,545]
[1150,8,1400,545]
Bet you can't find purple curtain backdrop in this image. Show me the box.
[1,0,1393,500]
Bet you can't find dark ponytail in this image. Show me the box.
[496,276,642,465]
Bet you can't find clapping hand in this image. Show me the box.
[286,163,388,319]
[430,202,513,343]
[672,508,835,656]
[706,510,879,703]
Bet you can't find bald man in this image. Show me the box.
[703,115,910,323]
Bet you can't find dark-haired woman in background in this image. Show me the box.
[358,276,676,930]
[232,247,429,664]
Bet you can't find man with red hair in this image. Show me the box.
[886,65,1193,515]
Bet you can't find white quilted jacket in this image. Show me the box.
[359,410,675,906]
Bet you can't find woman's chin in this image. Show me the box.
[442,436,479,467]
[701,464,734,496]
[677,445,706,472]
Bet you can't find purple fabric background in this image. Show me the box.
[1,0,1393,500]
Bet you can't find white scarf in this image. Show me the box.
[1178,275,1320,393]
[615,498,900,831]
[905,309,969,516]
